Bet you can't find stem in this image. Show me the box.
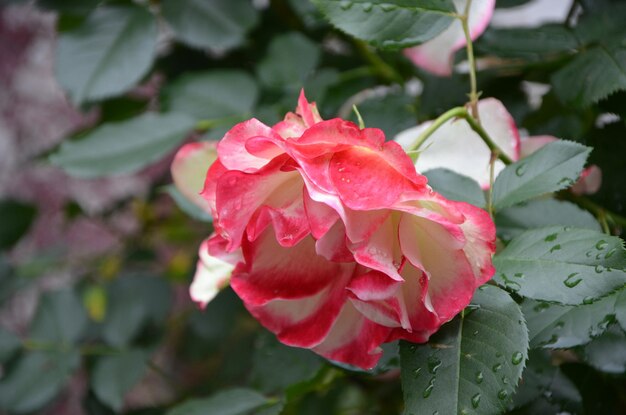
[460,0,480,121]
[407,107,514,166]
[407,107,467,153]
[462,113,514,164]
[353,40,403,84]
[352,104,366,129]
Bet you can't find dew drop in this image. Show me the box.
[583,296,594,305]
[362,2,373,11]
[555,321,565,329]
[563,272,582,288]
[433,412,439,415]
[512,351,524,365]
[501,376,509,384]
[423,377,435,398]
[586,251,594,258]
[550,244,562,253]
[413,367,422,378]
[595,265,605,273]
[533,302,550,312]
[515,163,527,177]
[596,240,608,250]
[460,410,469,415]
[514,272,525,278]
[427,356,442,374]
[545,232,558,242]
[473,330,479,336]
[605,248,617,259]
[471,393,481,408]
[475,371,484,384]
[339,0,352,10]
[492,363,502,372]
[498,389,509,400]
[495,351,503,358]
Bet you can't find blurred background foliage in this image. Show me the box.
[0,0,625,414]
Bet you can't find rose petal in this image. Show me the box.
[404,0,495,76]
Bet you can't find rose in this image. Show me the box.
[172,92,496,369]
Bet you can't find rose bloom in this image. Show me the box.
[172,92,496,369]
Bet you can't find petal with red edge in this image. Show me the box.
[217,118,284,172]
[403,0,495,76]
[231,228,349,305]
[312,302,392,370]
[215,155,297,251]
[398,212,476,323]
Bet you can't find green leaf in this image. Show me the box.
[495,199,601,241]
[423,168,485,207]
[312,0,456,50]
[400,285,528,415]
[476,24,578,61]
[165,71,258,121]
[50,112,195,179]
[165,185,212,222]
[493,226,626,305]
[552,44,626,109]
[257,32,321,92]
[55,6,157,104]
[584,326,626,374]
[102,275,171,347]
[522,295,616,349]
[0,200,36,250]
[492,141,591,210]
[0,327,20,363]
[250,333,322,394]
[165,388,270,415]
[0,350,80,413]
[91,349,148,411]
[161,0,259,52]
[30,288,88,344]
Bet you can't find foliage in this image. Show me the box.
[2,0,626,414]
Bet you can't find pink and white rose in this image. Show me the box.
[172,92,496,369]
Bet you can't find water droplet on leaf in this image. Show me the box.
[515,163,527,177]
[563,273,582,287]
[427,356,442,374]
[471,393,481,408]
[596,240,608,250]
[475,371,484,384]
[498,389,508,400]
[545,233,558,242]
[512,352,524,365]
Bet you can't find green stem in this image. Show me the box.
[460,0,480,121]
[353,40,403,84]
[407,107,467,154]
[463,112,514,164]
